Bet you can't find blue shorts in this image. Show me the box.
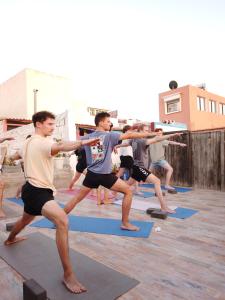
[150,160,168,169]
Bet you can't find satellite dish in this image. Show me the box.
[169,81,178,90]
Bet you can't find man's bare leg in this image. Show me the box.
[126,177,142,194]
[103,188,114,204]
[163,163,175,190]
[4,212,35,245]
[42,201,86,294]
[0,180,5,218]
[16,184,23,199]
[116,167,125,179]
[64,186,91,214]
[68,172,82,190]
[111,167,126,198]
[146,174,175,213]
[110,178,139,231]
[97,186,102,205]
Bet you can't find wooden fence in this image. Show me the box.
[164,130,225,191]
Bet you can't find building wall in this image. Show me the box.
[159,86,191,129]
[0,69,74,119]
[189,86,225,131]
[25,69,74,118]
[0,70,27,118]
[159,85,225,131]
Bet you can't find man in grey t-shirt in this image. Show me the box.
[150,128,187,191]
[120,125,183,213]
[64,112,168,231]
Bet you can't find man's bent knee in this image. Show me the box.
[55,214,69,229]
[123,188,132,197]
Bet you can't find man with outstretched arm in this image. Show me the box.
[63,112,176,230]
[121,124,183,213]
[4,111,99,294]
[149,128,187,191]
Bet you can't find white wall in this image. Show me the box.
[0,70,27,118]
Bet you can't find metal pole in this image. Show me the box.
[33,89,38,113]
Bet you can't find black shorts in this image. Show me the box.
[76,159,87,173]
[83,170,118,189]
[21,181,54,216]
[120,155,134,169]
[131,165,151,182]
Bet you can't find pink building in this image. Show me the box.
[159,85,225,131]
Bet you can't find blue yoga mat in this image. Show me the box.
[140,184,192,193]
[169,207,198,219]
[6,197,24,207]
[31,215,154,238]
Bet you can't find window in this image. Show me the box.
[166,99,180,113]
[197,96,206,111]
[209,100,217,113]
[163,93,181,114]
[219,103,225,115]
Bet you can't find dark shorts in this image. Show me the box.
[131,165,151,182]
[76,159,87,173]
[83,170,118,189]
[120,155,134,169]
[21,181,54,216]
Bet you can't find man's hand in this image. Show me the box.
[81,138,100,147]
[180,143,187,147]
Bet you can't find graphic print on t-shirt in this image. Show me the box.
[91,137,105,162]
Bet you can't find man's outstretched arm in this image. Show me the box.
[119,131,156,141]
[146,132,183,145]
[51,138,100,156]
[168,140,187,147]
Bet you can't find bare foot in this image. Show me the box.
[164,185,176,191]
[63,274,87,294]
[4,236,27,246]
[0,209,6,218]
[121,223,139,231]
[162,207,176,214]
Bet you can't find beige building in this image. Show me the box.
[0,69,76,119]
[0,69,124,128]
[159,85,225,131]
[0,69,140,132]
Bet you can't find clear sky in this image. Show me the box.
[1,0,225,121]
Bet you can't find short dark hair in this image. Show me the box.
[94,112,110,126]
[32,111,55,127]
[137,124,147,132]
[154,128,163,132]
[122,125,132,133]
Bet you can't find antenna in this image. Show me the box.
[197,83,206,90]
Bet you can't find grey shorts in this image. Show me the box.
[150,160,168,169]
